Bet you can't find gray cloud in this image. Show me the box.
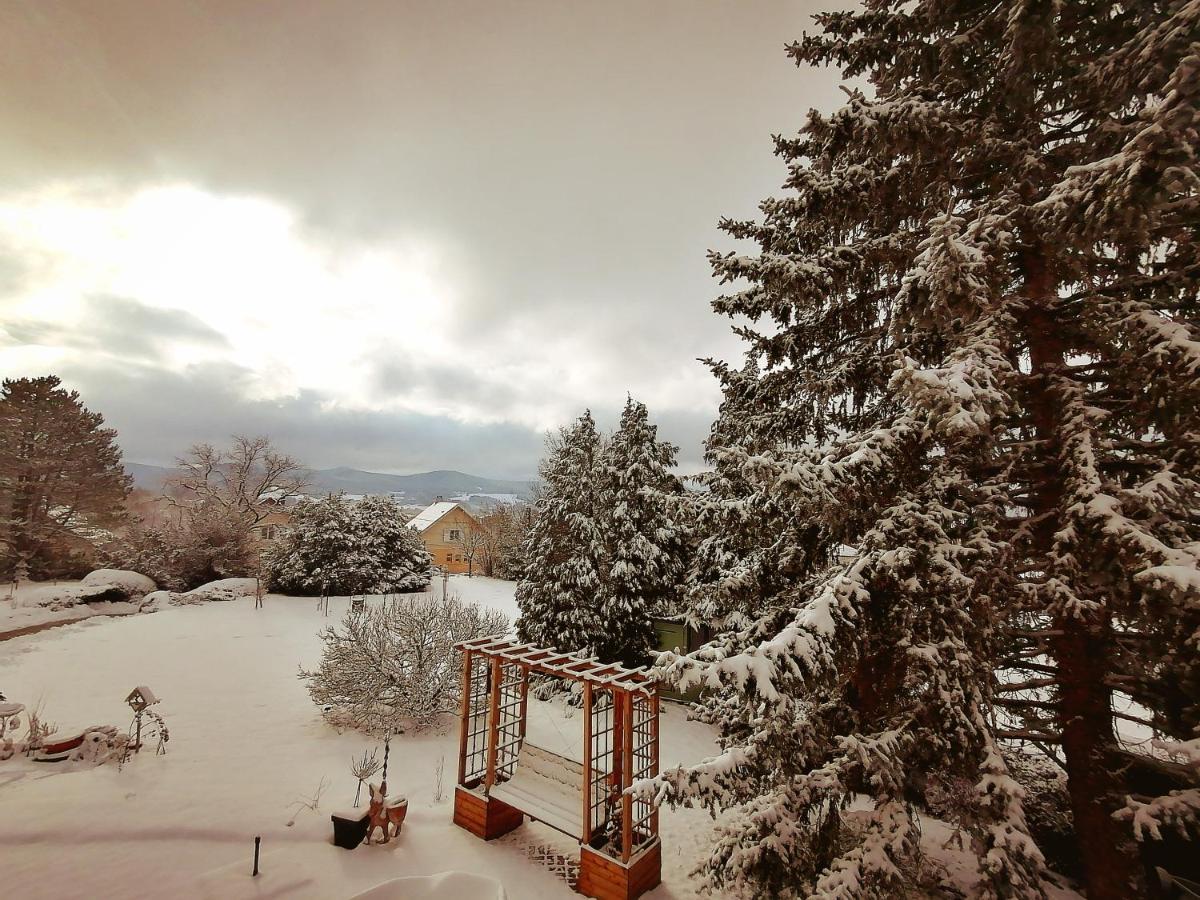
[0,0,852,475]
[51,360,548,479]
[3,295,227,364]
[39,356,716,478]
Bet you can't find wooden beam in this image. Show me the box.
[517,664,529,739]
[582,680,593,844]
[457,648,473,785]
[484,656,502,794]
[621,688,634,863]
[650,689,660,838]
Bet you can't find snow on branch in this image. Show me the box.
[655,557,872,703]
[1118,789,1200,842]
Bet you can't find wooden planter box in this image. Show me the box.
[577,840,661,900]
[452,785,523,840]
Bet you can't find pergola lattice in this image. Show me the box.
[452,636,662,900]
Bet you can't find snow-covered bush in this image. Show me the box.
[301,592,506,732]
[106,509,252,591]
[81,569,156,597]
[265,494,431,596]
[1005,752,1078,881]
[13,568,157,610]
[176,577,258,604]
[138,578,259,610]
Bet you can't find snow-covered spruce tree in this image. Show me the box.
[264,495,367,595]
[0,376,132,577]
[353,495,433,594]
[642,4,1199,898]
[265,494,432,595]
[602,396,688,667]
[517,404,688,666]
[516,411,609,657]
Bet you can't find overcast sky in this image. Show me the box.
[0,0,850,479]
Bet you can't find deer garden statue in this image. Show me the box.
[365,782,408,844]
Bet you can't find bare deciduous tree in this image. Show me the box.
[301,592,507,732]
[449,521,488,577]
[479,503,535,579]
[166,435,309,528]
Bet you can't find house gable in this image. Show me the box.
[407,502,485,574]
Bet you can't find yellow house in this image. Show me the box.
[407,501,486,575]
[248,499,292,553]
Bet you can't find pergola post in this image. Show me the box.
[650,689,660,836]
[518,665,530,744]
[582,680,593,844]
[620,688,634,864]
[457,648,472,786]
[484,656,502,793]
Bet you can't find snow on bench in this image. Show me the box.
[490,742,596,840]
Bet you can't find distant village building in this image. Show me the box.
[248,496,293,553]
[406,500,485,575]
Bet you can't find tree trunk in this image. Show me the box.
[1021,253,1149,898]
[1051,616,1150,898]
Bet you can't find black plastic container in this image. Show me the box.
[331,812,370,849]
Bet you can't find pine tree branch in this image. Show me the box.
[995,729,1063,743]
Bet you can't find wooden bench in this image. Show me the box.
[490,743,602,840]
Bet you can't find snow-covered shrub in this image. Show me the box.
[105,509,252,591]
[13,569,157,610]
[265,494,431,596]
[137,578,259,609]
[81,569,156,597]
[301,591,506,732]
[176,577,258,604]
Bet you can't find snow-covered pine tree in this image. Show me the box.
[353,495,432,594]
[602,396,687,667]
[0,375,132,577]
[645,3,1198,898]
[515,411,608,657]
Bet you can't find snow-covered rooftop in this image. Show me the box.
[406,501,459,532]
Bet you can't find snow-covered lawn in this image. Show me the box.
[0,576,720,899]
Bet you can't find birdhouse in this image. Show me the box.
[125,686,159,713]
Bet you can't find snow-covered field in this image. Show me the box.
[0,576,721,900]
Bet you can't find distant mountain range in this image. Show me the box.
[125,462,536,507]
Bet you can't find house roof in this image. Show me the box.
[406,501,460,532]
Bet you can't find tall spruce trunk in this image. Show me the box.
[1021,254,1149,898]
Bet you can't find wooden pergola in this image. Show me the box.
[452,636,662,900]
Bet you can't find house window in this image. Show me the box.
[447,528,462,541]
[264,526,276,540]
[445,552,453,562]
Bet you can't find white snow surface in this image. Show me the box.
[0,576,720,899]
[348,872,506,899]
